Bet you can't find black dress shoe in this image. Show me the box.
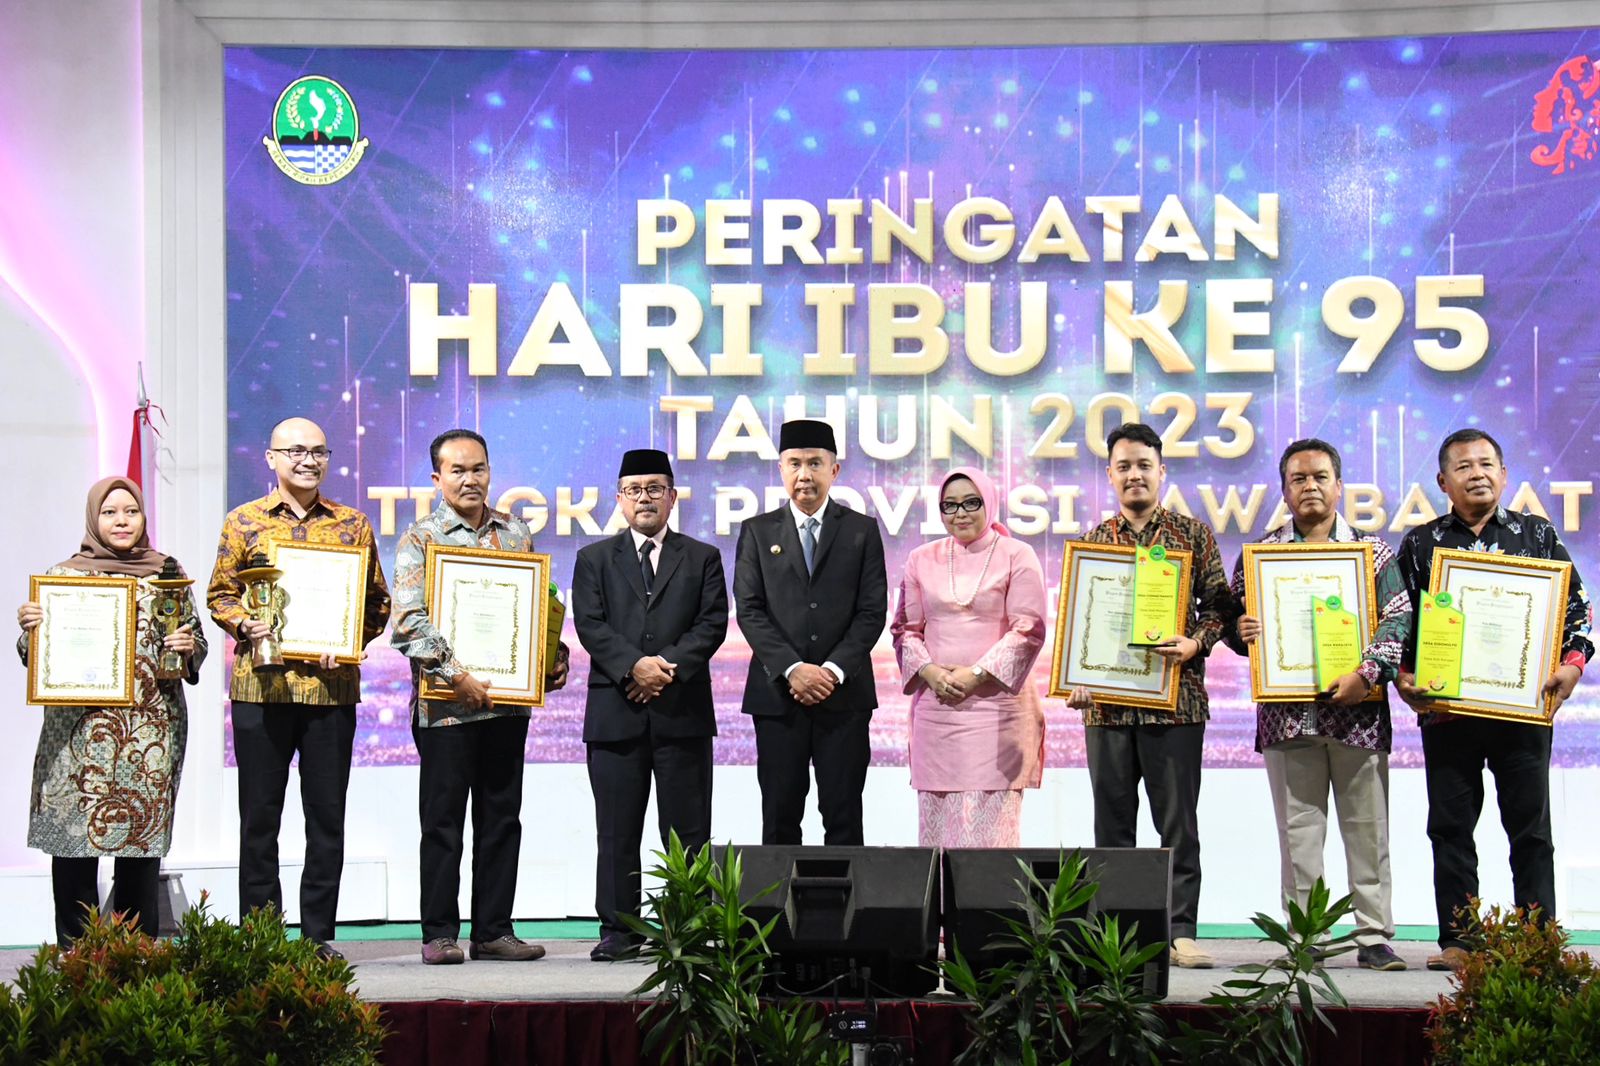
[590,932,642,962]
[312,941,346,962]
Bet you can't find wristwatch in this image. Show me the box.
[971,665,988,680]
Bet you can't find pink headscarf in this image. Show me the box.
[940,466,1010,538]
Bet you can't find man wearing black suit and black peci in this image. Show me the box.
[734,419,888,846]
[572,448,729,962]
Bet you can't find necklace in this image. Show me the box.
[948,533,1000,609]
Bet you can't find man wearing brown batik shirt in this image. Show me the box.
[1065,422,1239,970]
[207,416,390,960]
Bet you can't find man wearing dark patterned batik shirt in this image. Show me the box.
[1065,422,1239,970]
[1395,428,1592,973]
[1226,440,1411,973]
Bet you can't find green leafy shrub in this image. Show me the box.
[939,850,1169,1066]
[1171,878,1355,1066]
[1073,913,1170,1066]
[624,832,847,1066]
[0,895,383,1066]
[1428,902,1600,1065]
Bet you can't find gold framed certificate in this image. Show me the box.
[1047,542,1193,712]
[26,574,138,707]
[1241,542,1379,702]
[266,539,371,664]
[1423,548,1571,725]
[420,543,552,707]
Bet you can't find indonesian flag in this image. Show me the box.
[127,363,160,495]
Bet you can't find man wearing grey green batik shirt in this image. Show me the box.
[391,429,569,966]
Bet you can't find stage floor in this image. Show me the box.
[344,938,1454,1008]
[0,928,1459,1005]
[0,937,1451,1008]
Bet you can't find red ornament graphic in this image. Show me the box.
[1530,55,1600,175]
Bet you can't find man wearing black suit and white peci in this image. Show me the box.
[734,419,888,846]
[572,448,729,962]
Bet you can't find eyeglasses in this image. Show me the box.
[939,497,984,515]
[620,484,671,501]
[270,447,333,463]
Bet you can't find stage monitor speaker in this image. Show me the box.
[942,847,1172,999]
[716,845,940,998]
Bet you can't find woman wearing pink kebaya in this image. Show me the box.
[891,467,1047,847]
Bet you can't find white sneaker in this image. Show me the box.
[1171,937,1214,969]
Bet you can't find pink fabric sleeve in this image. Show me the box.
[892,563,933,695]
[973,543,1048,694]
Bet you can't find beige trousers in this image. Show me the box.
[1263,735,1395,946]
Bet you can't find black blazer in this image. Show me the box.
[572,529,729,743]
[734,499,888,717]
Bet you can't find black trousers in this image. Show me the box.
[1085,723,1205,939]
[1422,718,1555,949]
[587,730,713,936]
[413,714,529,944]
[232,701,355,943]
[753,706,871,846]
[52,855,159,948]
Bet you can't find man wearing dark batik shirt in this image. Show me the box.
[1065,422,1240,970]
[1226,439,1411,973]
[1396,428,1592,973]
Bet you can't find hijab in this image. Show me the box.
[940,466,1010,539]
[57,476,169,578]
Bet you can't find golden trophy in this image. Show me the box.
[236,550,288,669]
[148,557,195,680]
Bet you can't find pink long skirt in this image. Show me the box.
[917,789,1023,848]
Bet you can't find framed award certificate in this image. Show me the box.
[26,574,138,707]
[267,539,371,664]
[1048,542,1193,712]
[1240,542,1379,702]
[1421,548,1571,725]
[420,543,552,706]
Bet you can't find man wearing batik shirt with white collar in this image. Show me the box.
[1226,439,1411,972]
[1395,428,1592,973]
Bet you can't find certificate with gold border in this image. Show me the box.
[26,574,138,707]
[1048,542,1192,712]
[267,539,371,664]
[1241,542,1379,702]
[1423,548,1571,725]
[420,543,551,707]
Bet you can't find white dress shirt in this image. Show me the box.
[782,497,844,684]
[629,526,667,574]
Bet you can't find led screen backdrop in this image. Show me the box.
[223,32,1600,768]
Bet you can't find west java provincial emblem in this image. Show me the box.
[263,75,369,185]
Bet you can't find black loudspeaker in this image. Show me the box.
[942,847,1172,999]
[717,845,940,998]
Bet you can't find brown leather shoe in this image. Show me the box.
[421,937,465,965]
[469,935,546,961]
[1426,946,1469,971]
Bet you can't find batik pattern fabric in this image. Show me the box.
[206,490,390,705]
[917,789,1023,848]
[391,502,537,729]
[1225,515,1409,752]
[20,566,207,858]
[1397,506,1593,726]
[1080,508,1239,727]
